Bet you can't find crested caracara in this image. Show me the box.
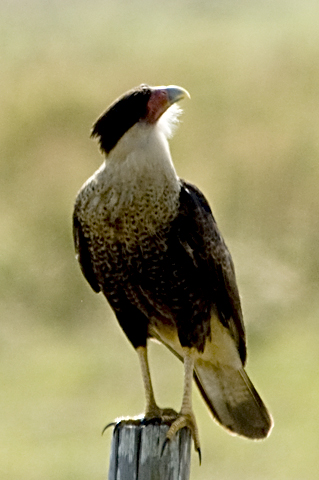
[73,84,273,456]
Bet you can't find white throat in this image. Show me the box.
[87,106,182,241]
[105,103,181,188]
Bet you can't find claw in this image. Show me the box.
[145,407,178,422]
[161,437,170,457]
[161,428,200,463]
[101,421,117,435]
[165,412,201,455]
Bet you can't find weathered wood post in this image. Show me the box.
[108,418,192,480]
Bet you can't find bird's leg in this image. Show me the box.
[137,345,158,416]
[165,347,201,456]
[136,345,177,419]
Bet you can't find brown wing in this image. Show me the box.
[73,210,100,294]
[179,180,246,364]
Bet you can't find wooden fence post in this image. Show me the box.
[108,418,192,480]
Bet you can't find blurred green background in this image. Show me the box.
[1,0,319,478]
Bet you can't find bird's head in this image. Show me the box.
[91,84,190,155]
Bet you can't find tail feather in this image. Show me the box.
[194,361,273,439]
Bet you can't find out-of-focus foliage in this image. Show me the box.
[1,0,319,478]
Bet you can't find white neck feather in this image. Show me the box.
[104,103,182,188]
[87,105,182,239]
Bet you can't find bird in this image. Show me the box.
[73,84,273,457]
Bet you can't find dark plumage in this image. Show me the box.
[91,84,152,154]
[73,84,272,453]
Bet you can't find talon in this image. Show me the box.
[166,412,201,454]
[144,407,178,423]
[161,437,170,457]
[102,421,117,435]
[197,447,202,465]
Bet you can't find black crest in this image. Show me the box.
[91,84,152,155]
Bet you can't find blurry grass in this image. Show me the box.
[1,0,319,478]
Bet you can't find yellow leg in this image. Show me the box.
[166,348,201,456]
[136,345,177,419]
[137,345,158,415]
[137,345,200,458]
[181,351,195,413]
